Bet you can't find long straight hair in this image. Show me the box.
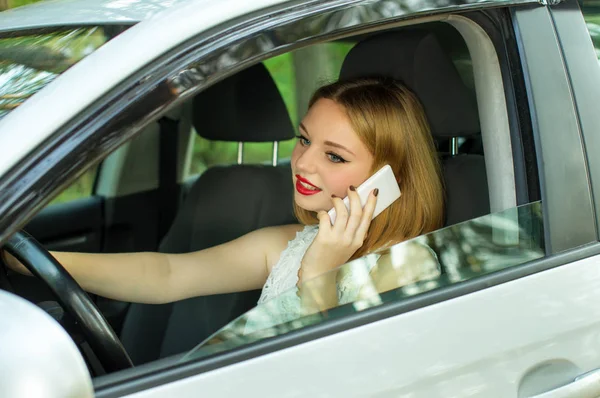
[294,77,445,259]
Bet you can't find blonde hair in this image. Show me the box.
[294,77,445,259]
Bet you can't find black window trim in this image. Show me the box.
[512,4,598,253]
[0,23,134,40]
[549,0,600,240]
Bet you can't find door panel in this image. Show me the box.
[122,252,600,397]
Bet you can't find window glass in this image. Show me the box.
[0,27,110,120]
[186,42,354,177]
[0,25,111,204]
[183,201,544,362]
[1,0,43,9]
[48,165,99,205]
[581,0,600,64]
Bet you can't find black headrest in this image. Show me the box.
[192,64,296,142]
[340,30,479,138]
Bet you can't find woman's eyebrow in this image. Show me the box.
[299,122,355,155]
[299,123,310,135]
[324,140,355,156]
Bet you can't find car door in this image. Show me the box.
[1,0,599,397]
[93,1,599,397]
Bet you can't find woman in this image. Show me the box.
[4,77,444,316]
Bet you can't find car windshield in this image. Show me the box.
[181,201,544,363]
[0,26,128,120]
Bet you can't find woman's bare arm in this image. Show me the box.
[3,225,302,304]
[164,224,302,302]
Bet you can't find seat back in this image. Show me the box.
[339,30,490,226]
[120,64,297,364]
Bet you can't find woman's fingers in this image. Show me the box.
[331,195,348,231]
[316,210,332,233]
[355,189,378,240]
[345,185,363,235]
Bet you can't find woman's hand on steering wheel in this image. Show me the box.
[1,231,132,373]
[2,250,31,276]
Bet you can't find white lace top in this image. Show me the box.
[243,225,379,334]
[242,225,440,335]
[257,225,319,304]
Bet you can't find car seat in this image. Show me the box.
[119,64,298,364]
[339,30,490,226]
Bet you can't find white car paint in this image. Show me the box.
[125,254,600,397]
[0,290,93,398]
[0,0,288,180]
[0,0,186,32]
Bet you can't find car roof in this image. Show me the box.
[0,0,188,33]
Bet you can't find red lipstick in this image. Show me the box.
[295,175,322,196]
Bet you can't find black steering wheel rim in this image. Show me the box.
[3,231,132,373]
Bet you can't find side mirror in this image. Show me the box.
[0,290,94,398]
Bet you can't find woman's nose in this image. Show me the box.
[294,147,317,174]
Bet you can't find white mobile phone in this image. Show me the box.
[328,164,401,224]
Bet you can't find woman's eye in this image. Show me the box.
[297,135,310,146]
[327,152,347,163]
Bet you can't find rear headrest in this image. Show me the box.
[340,30,479,138]
[192,64,296,142]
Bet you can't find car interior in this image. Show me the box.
[3,16,535,376]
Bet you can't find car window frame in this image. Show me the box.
[511,2,598,252]
[548,0,600,238]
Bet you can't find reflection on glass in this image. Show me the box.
[182,201,544,362]
[0,28,108,119]
[582,0,600,63]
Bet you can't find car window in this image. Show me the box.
[48,165,99,205]
[581,0,600,64]
[185,42,353,177]
[184,25,477,178]
[182,201,544,362]
[0,27,115,120]
[0,26,115,205]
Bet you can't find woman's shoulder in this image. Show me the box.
[257,224,311,272]
[262,224,305,238]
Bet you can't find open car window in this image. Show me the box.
[0,26,127,120]
[182,201,544,362]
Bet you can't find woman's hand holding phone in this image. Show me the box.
[299,186,378,284]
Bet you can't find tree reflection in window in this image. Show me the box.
[0,28,107,119]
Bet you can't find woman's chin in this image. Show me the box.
[294,193,328,212]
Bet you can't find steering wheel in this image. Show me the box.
[2,231,133,373]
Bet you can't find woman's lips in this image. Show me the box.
[295,175,322,196]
